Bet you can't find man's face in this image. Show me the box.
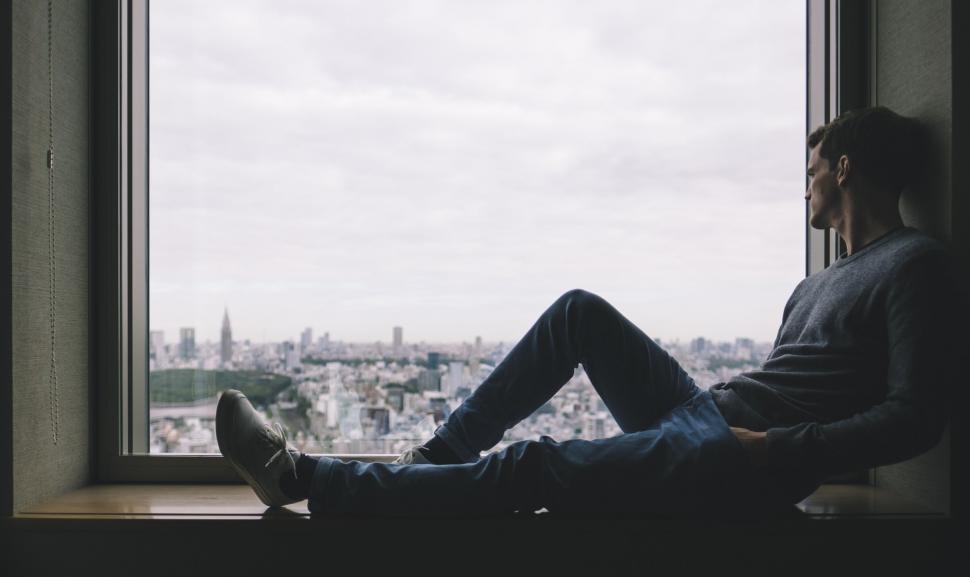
[805,144,842,229]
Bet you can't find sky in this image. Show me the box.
[148,0,806,345]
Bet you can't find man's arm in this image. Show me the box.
[757,251,957,475]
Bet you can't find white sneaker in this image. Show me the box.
[392,446,431,465]
[216,389,302,507]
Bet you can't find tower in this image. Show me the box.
[392,326,403,355]
[301,327,313,352]
[220,309,233,366]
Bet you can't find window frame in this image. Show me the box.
[805,0,873,486]
[95,0,858,483]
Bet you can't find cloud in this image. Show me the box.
[148,0,805,344]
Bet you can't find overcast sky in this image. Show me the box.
[149,0,806,345]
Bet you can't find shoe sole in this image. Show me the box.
[216,389,278,508]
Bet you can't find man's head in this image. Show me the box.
[805,106,923,229]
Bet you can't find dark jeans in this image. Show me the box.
[307,289,788,516]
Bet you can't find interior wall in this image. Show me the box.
[2,0,14,520]
[951,0,969,528]
[870,0,953,513]
[10,0,90,512]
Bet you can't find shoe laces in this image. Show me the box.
[395,447,426,465]
[264,422,297,475]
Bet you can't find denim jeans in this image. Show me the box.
[307,289,787,516]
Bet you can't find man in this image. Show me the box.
[216,106,957,516]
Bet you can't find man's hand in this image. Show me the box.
[729,426,769,468]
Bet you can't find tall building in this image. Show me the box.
[282,341,301,372]
[417,369,441,392]
[392,326,403,355]
[583,412,608,440]
[427,351,441,370]
[179,327,196,360]
[301,327,313,352]
[447,361,465,397]
[690,337,709,354]
[220,309,233,366]
[474,335,482,358]
[149,330,167,369]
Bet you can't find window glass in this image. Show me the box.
[148,0,805,455]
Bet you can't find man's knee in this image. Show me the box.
[556,288,613,320]
[558,288,600,308]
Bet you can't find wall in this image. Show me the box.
[870,0,954,513]
[10,0,90,513]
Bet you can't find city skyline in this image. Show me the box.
[148,312,771,456]
[150,308,772,349]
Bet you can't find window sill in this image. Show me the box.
[12,483,944,521]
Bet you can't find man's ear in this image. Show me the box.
[836,155,850,186]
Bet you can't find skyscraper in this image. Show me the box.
[392,326,403,355]
[220,309,233,366]
[179,327,196,360]
[447,361,464,397]
[150,330,167,369]
[301,327,313,352]
[283,341,301,372]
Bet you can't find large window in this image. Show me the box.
[106,0,809,466]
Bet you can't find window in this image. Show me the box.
[98,0,822,481]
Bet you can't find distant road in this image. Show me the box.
[150,396,219,419]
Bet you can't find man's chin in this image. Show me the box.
[808,216,829,230]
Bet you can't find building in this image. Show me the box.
[149,330,167,370]
[301,327,313,353]
[582,411,608,440]
[392,326,403,355]
[384,384,405,413]
[360,406,390,436]
[283,341,301,372]
[179,327,196,360]
[446,361,465,397]
[220,309,233,366]
[690,337,708,355]
[417,368,441,392]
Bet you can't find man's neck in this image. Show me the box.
[835,190,903,255]
[836,210,904,256]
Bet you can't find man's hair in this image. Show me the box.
[807,106,924,195]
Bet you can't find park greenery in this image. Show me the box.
[150,369,291,408]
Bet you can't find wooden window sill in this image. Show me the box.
[13,483,945,521]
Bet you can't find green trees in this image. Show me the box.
[149,369,291,408]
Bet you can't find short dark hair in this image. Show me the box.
[807,106,924,195]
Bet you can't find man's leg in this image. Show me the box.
[433,289,698,463]
[309,390,766,516]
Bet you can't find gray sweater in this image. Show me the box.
[710,226,959,477]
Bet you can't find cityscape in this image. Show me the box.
[148,309,772,456]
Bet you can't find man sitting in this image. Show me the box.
[216,106,958,516]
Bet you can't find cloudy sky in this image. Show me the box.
[149,0,806,345]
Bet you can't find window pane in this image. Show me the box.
[147,0,805,455]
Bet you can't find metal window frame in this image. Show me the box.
[806,0,873,485]
[96,0,854,482]
[807,0,869,276]
[95,0,238,482]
